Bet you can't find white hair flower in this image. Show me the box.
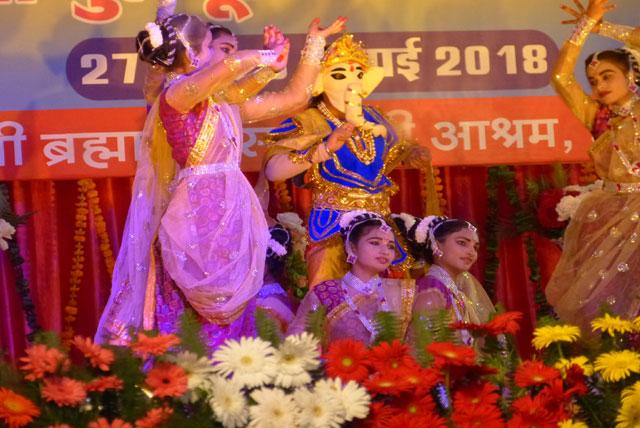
[0,218,16,251]
[145,22,164,48]
[267,238,287,257]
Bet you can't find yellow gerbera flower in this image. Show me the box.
[632,316,640,332]
[616,384,640,428]
[554,356,593,376]
[621,381,640,405]
[591,313,633,336]
[532,325,581,350]
[558,420,588,428]
[594,350,640,382]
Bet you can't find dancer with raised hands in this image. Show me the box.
[95,3,346,349]
[545,0,640,332]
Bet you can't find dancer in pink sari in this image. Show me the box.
[96,7,345,350]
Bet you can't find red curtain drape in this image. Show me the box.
[0,165,567,361]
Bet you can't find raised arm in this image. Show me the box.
[551,0,614,127]
[240,17,347,124]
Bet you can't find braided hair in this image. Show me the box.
[395,215,476,264]
[266,224,291,278]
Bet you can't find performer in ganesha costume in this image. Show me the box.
[95,5,346,350]
[263,34,433,288]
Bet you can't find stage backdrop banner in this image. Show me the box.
[1,0,637,179]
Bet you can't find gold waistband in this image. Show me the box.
[312,187,391,215]
[603,180,640,193]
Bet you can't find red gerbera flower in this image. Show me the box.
[514,360,561,388]
[41,377,87,407]
[19,344,69,381]
[364,372,414,396]
[324,339,371,382]
[361,402,395,428]
[145,363,188,398]
[387,411,448,428]
[85,375,124,392]
[454,381,501,407]
[509,394,558,428]
[394,392,438,418]
[88,418,132,428]
[72,336,114,372]
[449,364,497,385]
[134,406,174,428]
[0,388,40,428]
[563,365,587,396]
[536,378,571,422]
[426,342,476,368]
[130,333,180,359]
[484,312,522,335]
[368,340,419,373]
[395,366,441,396]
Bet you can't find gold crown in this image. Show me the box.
[322,34,369,69]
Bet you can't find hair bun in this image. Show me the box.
[136,20,178,67]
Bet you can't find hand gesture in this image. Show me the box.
[263,26,290,73]
[326,123,354,153]
[307,16,348,39]
[560,0,615,25]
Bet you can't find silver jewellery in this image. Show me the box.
[258,50,278,67]
[570,14,598,46]
[301,34,326,65]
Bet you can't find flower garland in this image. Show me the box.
[0,183,39,340]
[421,164,447,216]
[61,179,114,343]
[273,180,293,212]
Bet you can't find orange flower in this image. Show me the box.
[135,406,174,428]
[145,363,188,398]
[41,377,86,407]
[130,333,180,358]
[72,336,114,371]
[514,360,561,388]
[368,340,419,373]
[47,425,72,428]
[426,342,476,368]
[19,344,68,381]
[324,339,371,382]
[88,417,133,428]
[0,387,40,428]
[86,375,124,392]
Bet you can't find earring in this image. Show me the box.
[434,248,443,258]
[347,253,357,264]
[191,56,200,68]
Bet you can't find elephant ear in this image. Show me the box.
[361,66,385,98]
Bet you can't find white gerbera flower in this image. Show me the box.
[0,218,16,251]
[272,333,320,388]
[248,387,299,428]
[168,351,217,390]
[212,337,277,388]
[314,378,371,422]
[209,377,249,428]
[294,387,345,428]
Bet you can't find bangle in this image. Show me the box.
[288,150,311,165]
[258,50,277,66]
[301,34,326,65]
[570,15,598,46]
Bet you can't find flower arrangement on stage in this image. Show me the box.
[4,309,640,427]
[0,311,371,428]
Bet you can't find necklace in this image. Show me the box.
[427,265,472,345]
[609,95,640,177]
[317,101,377,165]
[340,272,390,342]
